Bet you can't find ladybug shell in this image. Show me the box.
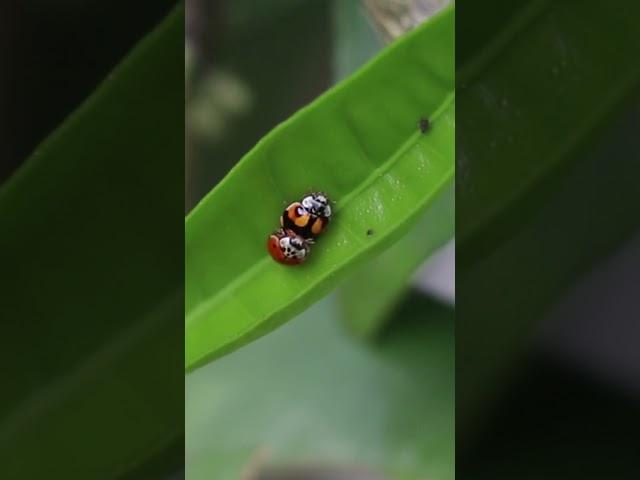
[267,229,308,265]
[280,202,329,240]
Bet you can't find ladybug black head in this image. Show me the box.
[302,192,332,218]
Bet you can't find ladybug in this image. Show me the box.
[281,192,332,240]
[267,228,311,265]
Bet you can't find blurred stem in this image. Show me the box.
[185,0,223,210]
[186,0,221,67]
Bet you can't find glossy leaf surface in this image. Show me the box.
[333,0,455,339]
[341,184,454,338]
[185,6,455,371]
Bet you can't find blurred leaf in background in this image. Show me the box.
[456,0,640,477]
[186,293,454,480]
[0,4,184,478]
[456,0,640,438]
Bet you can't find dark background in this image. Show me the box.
[0,0,177,181]
[0,2,183,478]
[457,0,640,478]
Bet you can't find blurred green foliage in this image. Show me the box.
[0,6,184,478]
[456,0,640,441]
[187,293,454,480]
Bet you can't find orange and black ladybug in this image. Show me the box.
[267,228,310,265]
[280,192,332,241]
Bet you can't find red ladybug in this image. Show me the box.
[267,228,311,265]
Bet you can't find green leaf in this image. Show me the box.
[456,0,640,434]
[185,5,455,371]
[332,1,454,338]
[340,183,454,338]
[186,294,454,480]
[0,6,183,478]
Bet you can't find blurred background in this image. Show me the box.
[6,0,638,478]
[456,1,640,478]
[0,2,183,479]
[185,1,454,479]
[0,0,177,183]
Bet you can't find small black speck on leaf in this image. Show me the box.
[418,117,430,133]
[366,229,374,236]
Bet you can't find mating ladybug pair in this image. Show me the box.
[267,192,332,265]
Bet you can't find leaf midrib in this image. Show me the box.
[185,93,455,327]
